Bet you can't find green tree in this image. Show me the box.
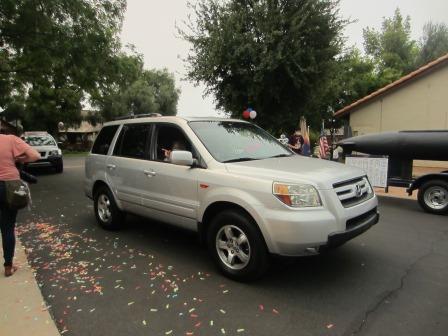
[363,8,419,81]
[0,0,126,133]
[180,0,348,133]
[324,48,383,114]
[418,22,448,66]
[92,52,180,121]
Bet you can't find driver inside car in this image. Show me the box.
[162,140,187,161]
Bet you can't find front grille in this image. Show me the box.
[346,208,377,230]
[334,176,373,208]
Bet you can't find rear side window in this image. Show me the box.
[114,124,150,159]
[92,125,119,155]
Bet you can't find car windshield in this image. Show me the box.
[189,121,293,163]
[25,135,56,146]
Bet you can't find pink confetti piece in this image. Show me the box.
[259,304,264,311]
[327,324,334,329]
[272,308,279,315]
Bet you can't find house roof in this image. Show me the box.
[334,53,448,118]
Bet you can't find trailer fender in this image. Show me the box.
[407,173,448,195]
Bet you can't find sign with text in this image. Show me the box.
[345,156,388,187]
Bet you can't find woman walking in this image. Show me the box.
[0,129,40,276]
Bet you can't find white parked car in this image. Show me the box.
[85,115,379,280]
[23,131,63,173]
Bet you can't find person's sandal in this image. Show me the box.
[4,265,18,277]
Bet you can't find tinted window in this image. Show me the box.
[115,124,150,159]
[92,125,119,155]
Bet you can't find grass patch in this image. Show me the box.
[63,151,89,157]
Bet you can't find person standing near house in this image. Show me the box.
[288,130,305,154]
[0,129,40,276]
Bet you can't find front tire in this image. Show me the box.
[94,186,125,230]
[417,180,448,215]
[207,210,269,281]
[55,161,63,173]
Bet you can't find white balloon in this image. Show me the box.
[249,110,257,119]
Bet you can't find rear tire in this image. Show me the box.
[417,180,448,215]
[94,186,125,230]
[207,209,269,281]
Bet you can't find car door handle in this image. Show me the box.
[143,169,156,177]
[107,164,116,170]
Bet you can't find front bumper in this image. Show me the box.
[26,156,62,168]
[253,193,379,256]
[326,209,379,248]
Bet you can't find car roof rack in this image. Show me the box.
[114,113,163,121]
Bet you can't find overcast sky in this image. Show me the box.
[120,0,448,117]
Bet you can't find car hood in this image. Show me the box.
[32,145,59,152]
[225,155,365,190]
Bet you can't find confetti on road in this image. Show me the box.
[16,215,280,335]
[327,324,334,329]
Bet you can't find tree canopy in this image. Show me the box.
[180,0,348,133]
[92,52,179,121]
[362,8,419,82]
[0,0,127,132]
[1,0,180,133]
[418,22,448,66]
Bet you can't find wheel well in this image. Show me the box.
[411,174,448,192]
[92,180,109,197]
[199,202,265,245]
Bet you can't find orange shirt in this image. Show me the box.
[0,134,32,181]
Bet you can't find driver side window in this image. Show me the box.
[155,125,194,162]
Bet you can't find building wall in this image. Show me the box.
[349,63,448,168]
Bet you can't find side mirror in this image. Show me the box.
[170,150,194,166]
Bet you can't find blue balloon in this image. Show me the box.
[247,107,253,112]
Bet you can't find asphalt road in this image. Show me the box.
[16,157,448,336]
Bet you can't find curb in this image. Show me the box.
[0,239,60,336]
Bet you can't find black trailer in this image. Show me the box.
[338,130,448,215]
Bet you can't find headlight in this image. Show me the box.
[273,182,322,208]
[49,149,62,156]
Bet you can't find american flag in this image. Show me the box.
[319,129,329,159]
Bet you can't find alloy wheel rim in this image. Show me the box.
[216,225,251,270]
[97,194,112,222]
[424,186,448,210]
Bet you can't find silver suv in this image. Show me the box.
[85,115,379,280]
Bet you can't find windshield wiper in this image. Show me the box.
[269,154,293,158]
[222,157,259,163]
